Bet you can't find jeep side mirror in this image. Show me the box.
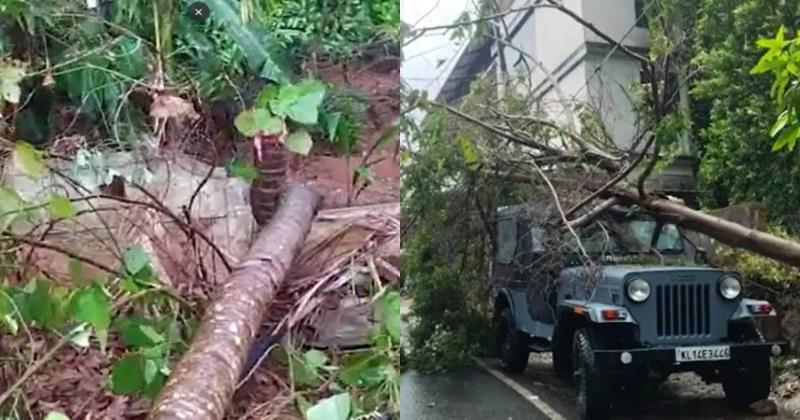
[695,247,708,265]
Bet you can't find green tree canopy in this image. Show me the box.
[691,0,800,229]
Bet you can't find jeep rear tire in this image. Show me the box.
[722,352,771,406]
[573,329,612,420]
[496,307,529,373]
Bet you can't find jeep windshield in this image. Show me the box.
[564,214,685,257]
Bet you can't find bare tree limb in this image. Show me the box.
[562,132,655,220]
[568,197,619,228]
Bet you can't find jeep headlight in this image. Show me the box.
[719,275,742,300]
[627,278,651,303]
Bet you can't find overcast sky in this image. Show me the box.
[401,0,473,99]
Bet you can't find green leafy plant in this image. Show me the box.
[234,79,326,155]
[0,241,190,402]
[691,1,800,231]
[281,290,400,419]
[260,0,398,60]
[751,26,800,152]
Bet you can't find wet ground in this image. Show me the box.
[400,367,549,420]
[401,353,796,420]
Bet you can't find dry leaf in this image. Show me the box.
[149,94,198,121]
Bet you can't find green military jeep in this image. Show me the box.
[491,203,789,420]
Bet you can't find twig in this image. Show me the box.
[527,160,592,264]
[2,233,118,276]
[0,328,73,406]
[132,184,232,272]
[46,165,231,273]
[187,160,217,222]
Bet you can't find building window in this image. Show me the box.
[635,0,648,28]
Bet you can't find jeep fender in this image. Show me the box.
[731,298,777,319]
[494,288,551,338]
[493,289,515,319]
[730,298,784,343]
[554,300,640,350]
[558,300,637,324]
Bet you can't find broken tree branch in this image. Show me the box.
[148,184,321,420]
[562,132,656,220]
[610,188,800,268]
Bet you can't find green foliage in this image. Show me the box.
[14,141,44,178]
[0,59,24,112]
[1,0,387,164]
[47,195,77,219]
[318,86,369,154]
[284,290,400,418]
[225,157,258,182]
[204,0,290,83]
[109,315,183,397]
[123,245,151,276]
[285,130,313,155]
[691,0,800,231]
[751,26,800,152]
[0,241,190,401]
[401,81,534,372]
[235,108,283,136]
[406,267,489,373]
[43,412,70,420]
[305,392,350,420]
[234,79,327,155]
[715,226,800,287]
[259,0,399,60]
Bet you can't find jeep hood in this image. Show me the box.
[560,265,727,284]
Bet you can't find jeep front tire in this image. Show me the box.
[495,307,529,373]
[573,329,612,420]
[722,352,771,406]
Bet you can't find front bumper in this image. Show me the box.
[594,341,790,371]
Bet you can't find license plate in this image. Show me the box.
[675,345,731,362]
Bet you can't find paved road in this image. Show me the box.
[401,366,550,420]
[402,354,794,420]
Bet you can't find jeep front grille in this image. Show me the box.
[655,283,711,338]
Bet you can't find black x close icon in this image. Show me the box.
[187,2,209,22]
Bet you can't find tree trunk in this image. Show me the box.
[612,189,800,268]
[148,184,321,420]
[250,142,288,226]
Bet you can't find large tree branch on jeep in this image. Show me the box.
[610,188,800,268]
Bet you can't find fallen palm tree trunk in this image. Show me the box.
[148,184,321,420]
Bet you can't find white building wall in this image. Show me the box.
[530,0,586,88]
[488,0,650,149]
[537,62,589,136]
[581,0,649,48]
[584,52,642,149]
